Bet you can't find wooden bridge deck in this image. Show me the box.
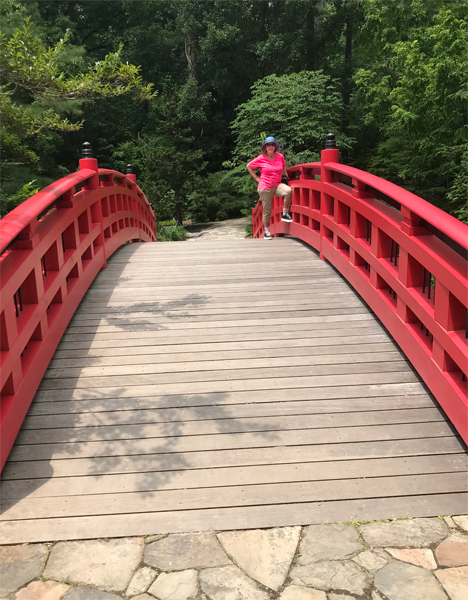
[1,238,467,543]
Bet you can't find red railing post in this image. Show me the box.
[79,142,107,268]
[126,165,141,242]
[79,141,99,189]
[320,133,340,260]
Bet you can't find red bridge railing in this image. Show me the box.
[253,135,468,443]
[0,143,156,470]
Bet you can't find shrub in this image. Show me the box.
[156,223,188,242]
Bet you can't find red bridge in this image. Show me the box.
[1,138,466,543]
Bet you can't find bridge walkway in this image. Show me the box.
[1,238,467,543]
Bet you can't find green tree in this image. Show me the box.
[0,11,153,212]
[113,80,206,224]
[229,70,353,171]
[352,0,467,217]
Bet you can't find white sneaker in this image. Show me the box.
[264,231,273,240]
[281,212,292,223]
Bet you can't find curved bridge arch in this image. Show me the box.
[253,144,468,443]
[0,151,156,469]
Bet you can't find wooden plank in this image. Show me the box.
[3,454,466,500]
[55,325,387,353]
[24,394,433,424]
[28,383,429,412]
[38,360,412,391]
[16,408,446,445]
[69,303,367,325]
[47,340,398,369]
[84,278,349,295]
[58,317,378,346]
[86,276,344,292]
[1,493,467,544]
[60,312,375,338]
[8,421,457,462]
[4,436,464,480]
[2,473,466,522]
[73,292,362,312]
[64,308,371,333]
[33,372,421,402]
[75,292,360,312]
[43,351,405,380]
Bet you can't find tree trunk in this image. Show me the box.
[342,11,353,156]
[174,192,184,226]
[66,1,77,22]
[343,13,353,109]
[259,0,269,78]
[185,32,198,81]
[306,4,315,71]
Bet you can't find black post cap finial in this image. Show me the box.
[82,142,94,158]
[126,164,134,175]
[325,133,337,149]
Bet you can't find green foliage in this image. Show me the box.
[1,179,39,216]
[187,171,247,223]
[231,71,353,168]
[156,223,188,242]
[1,0,465,227]
[226,70,353,206]
[113,80,206,223]
[0,9,154,213]
[353,0,467,216]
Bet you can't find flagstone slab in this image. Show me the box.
[374,562,448,600]
[290,560,371,596]
[0,544,48,597]
[443,517,457,529]
[62,589,121,600]
[278,585,326,600]
[144,534,167,545]
[359,518,449,548]
[126,566,157,597]
[453,515,468,532]
[15,580,69,600]
[386,548,437,570]
[217,527,301,591]
[297,524,363,563]
[144,533,230,571]
[435,533,468,567]
[148,569,198,600]
[44,539,143,593]
[435,566,468,600]
[352,550,389,573]
[199,565,269,600]
[328,595,356,600]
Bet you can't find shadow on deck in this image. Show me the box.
[1,238,467,543]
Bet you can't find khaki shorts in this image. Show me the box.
[258,183,292,226]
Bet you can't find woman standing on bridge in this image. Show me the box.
[247,136,292,239]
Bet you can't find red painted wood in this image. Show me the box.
[252,154,468,442]
[0,160,156,470]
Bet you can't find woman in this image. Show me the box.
[247,136,292,240]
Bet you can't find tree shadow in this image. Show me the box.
[0,243,282,529]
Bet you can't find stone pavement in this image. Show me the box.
[185,217,251,241]
[1,516,467,600]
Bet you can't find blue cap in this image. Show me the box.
[261,136,280,152]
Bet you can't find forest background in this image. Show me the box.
[1,0,467,225]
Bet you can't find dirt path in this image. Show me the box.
[186,216,250,241]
